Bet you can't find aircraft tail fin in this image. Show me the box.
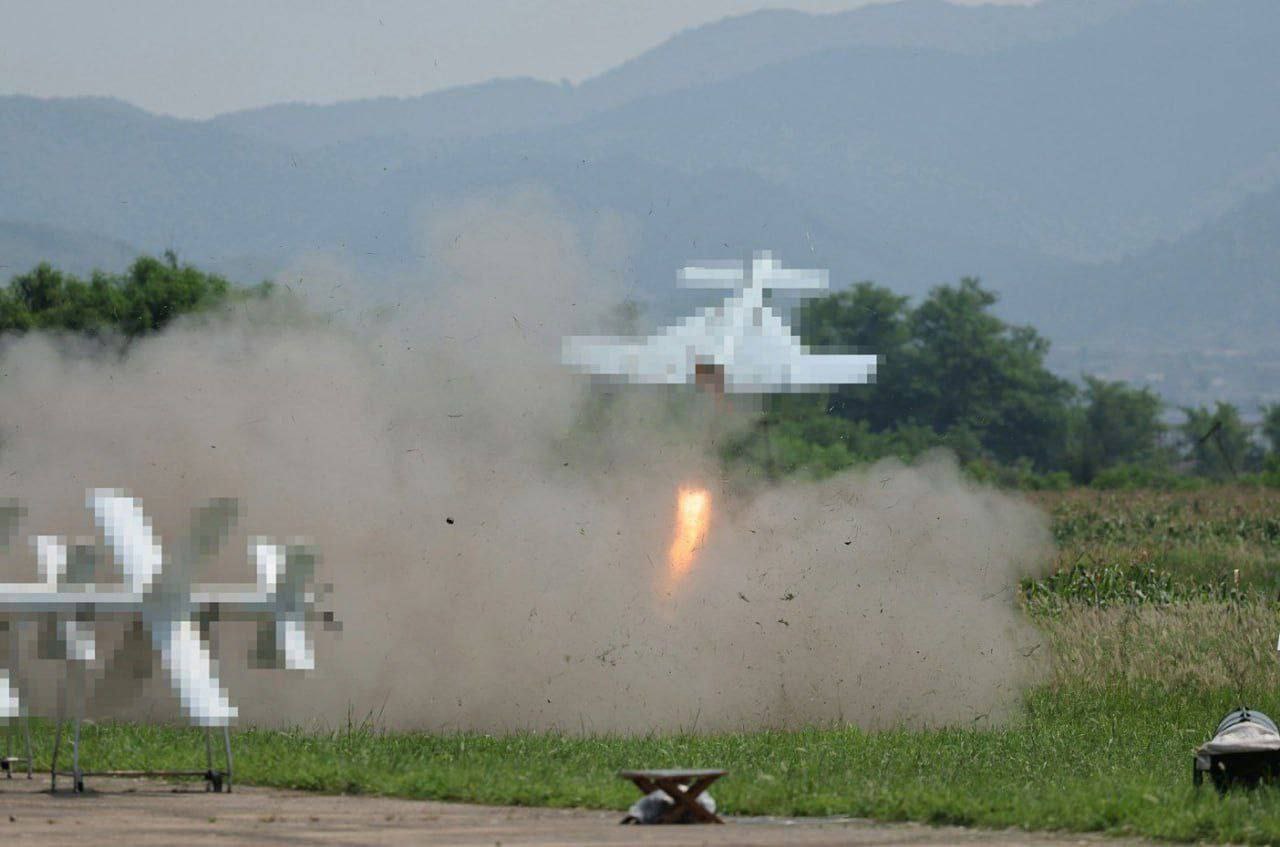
[678,251,829,292]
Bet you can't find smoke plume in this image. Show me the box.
[0,191,1051,732]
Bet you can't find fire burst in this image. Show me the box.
[667,486,711,583]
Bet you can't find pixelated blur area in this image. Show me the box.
[0,490,335,729]
[561,251,879,395]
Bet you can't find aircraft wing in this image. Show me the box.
[90,490,164,594]
[278,615,315,671]
[0,670,20,720]
[152,617,237,727]
[781,353,879,391]
[561,336,693,385]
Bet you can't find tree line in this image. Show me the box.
[724,278,1280,488]
[2,256,1277,488]
[0,252,270,341]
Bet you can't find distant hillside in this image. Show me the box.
[0,95,373,264]
[0,220,136,278]
[1034,183,1280,411]
[576,0,1140,113]
[211,0,1138,152]
[7,0,1276,270]
[1068,183,1280,348]
[553,0,1280,263]
[211,78,577,152]
[1,0,1276,408]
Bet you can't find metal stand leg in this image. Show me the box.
[205,727,214,791]
[50,716,64,798]
[223,725,233,793]
[2,623,8,779]
[23,714,31,779]
[72,663,84,792]
[50,660,70,793]
[72,715,82,792]
[206,615,232,793]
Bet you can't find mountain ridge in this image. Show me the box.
[1,0,1274,407]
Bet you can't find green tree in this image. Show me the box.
[903,278,1074,468]
[799,282,913,432]
[1180,403,1252,478]
[1069,376,1165,482]
[117,254,230,337]
[1262,403,1280,456]
[0,255,240,340]
[788,276,1074,471]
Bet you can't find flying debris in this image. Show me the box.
[0,490,337,792]
[562,250,878,394]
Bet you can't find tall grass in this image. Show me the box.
[1044,600,1280,693]
[1024,486,1280,611]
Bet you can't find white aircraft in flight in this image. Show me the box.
[562,251,877,395]
[0,490,332,791]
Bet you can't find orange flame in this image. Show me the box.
[667,486,711,583]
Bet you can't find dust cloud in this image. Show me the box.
[0,191,1051,732]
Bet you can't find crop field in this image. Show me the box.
[17,485,1280,843]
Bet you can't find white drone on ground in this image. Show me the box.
[0,489,333,792]
[562,250,878,394]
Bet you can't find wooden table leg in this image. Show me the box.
[629,775,660,795]
[653,776,725,824]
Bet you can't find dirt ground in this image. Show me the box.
[0,775,1150,847]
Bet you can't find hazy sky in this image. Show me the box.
[1,0,1033,119]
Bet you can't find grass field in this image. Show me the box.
[15,485,1280,843]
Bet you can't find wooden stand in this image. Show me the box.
[618,768,726,824]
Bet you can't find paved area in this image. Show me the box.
[0,775,1149,846]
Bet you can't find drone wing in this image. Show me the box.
[152,618,237,727]
[783,353,879,390]
[90,489,164,594]
[0,670,20,720]
[561,335,693,386]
